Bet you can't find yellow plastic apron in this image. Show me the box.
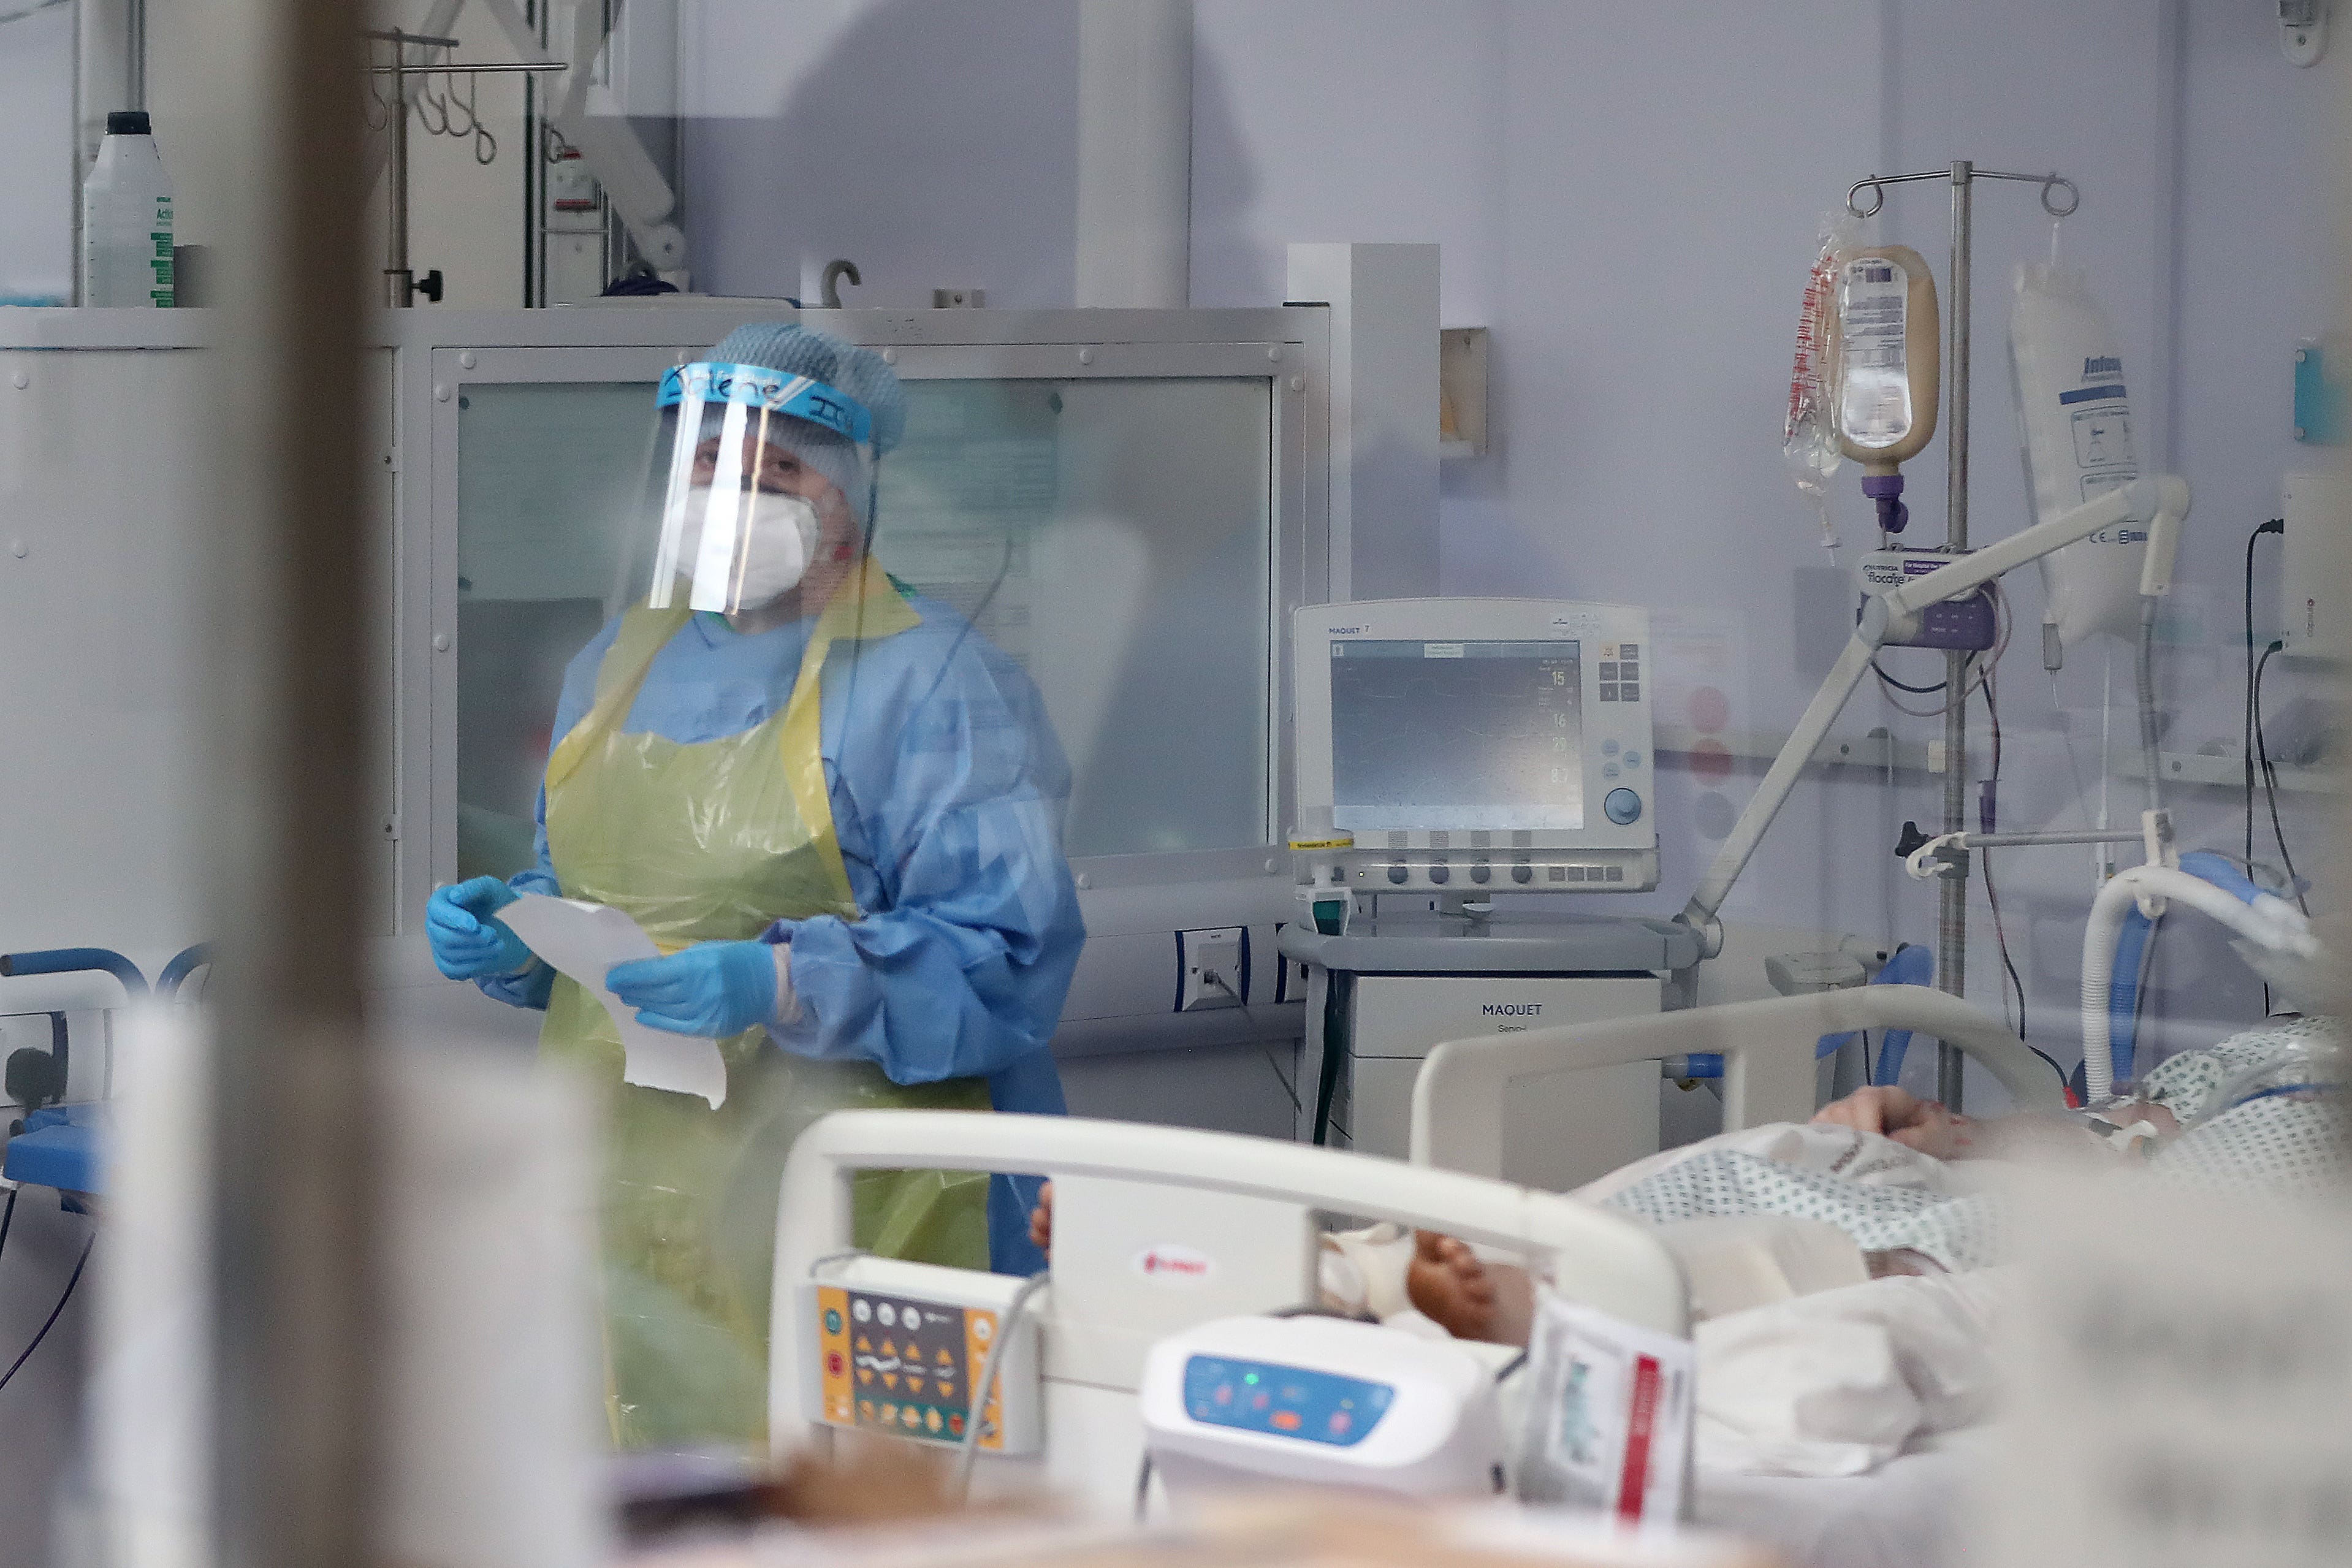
[540,558,991,1452]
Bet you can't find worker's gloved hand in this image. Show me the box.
[608,940,781,1039]
[425,876,532,981]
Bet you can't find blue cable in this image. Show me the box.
[0,948,148,1000]
[157,944,214,999]
[2228,1081,2342,1111]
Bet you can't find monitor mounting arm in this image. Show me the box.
[1673,474,2190,964]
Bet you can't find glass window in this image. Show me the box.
[874,377,1272,859]
[455,381,654,880]
[454,371,1273,878]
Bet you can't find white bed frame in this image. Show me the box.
[1410,984,2069,1180]
[763,989,2059,1524]
[769,1111,1685,1515]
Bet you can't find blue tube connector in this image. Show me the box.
[0,948,148,1001]
[158,943,215,998]
[2099,853,2275,1094]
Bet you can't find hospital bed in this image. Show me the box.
[765,989,2057,1558]
[1408,983,2068,1568]
[1411,983,2070,1178]
[769,1110,1686,1519]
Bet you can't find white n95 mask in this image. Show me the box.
[669,489,822,613]
[631,359,880,619]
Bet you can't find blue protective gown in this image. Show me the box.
[481,590,1083,1274]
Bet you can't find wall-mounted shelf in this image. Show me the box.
[1439,326,1487,459]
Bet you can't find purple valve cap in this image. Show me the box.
[1861,473,1908,534]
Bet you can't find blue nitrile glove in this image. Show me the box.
[607,939,781,1038]
[425,876,532,980]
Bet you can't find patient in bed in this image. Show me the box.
[1357,1016,2348,1477]
[1035,1017,2345,1479]
[1399,1014,2348,1336]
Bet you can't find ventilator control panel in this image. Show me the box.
[1292,599,1659,892]
[799,1259,1043,1454]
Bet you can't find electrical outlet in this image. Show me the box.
[1273,923,1312,1003]
[1176,927,1247,1011]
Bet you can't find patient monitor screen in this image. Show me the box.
[1328,639,1585,832]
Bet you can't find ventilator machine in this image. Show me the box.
[1279,599,1701,1193]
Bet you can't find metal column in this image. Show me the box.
[1937,162,1974,1108]
[384,44,413,308]
[204,0,382,1562]
[1840,161,2078,1113]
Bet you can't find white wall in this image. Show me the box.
[0,1,75,305]
[671,0,2345,1070]
[679,0,1079,306]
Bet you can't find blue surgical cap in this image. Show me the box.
[706,322,906,448]
[702,321,907,525]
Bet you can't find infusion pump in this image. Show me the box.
[1291,599,1659,894]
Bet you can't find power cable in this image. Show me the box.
[1979,672,2028,1045]
[2245,520,2285,864]
[0,1234,93,1396]
[951,1268,1051,1499]
[2253,642,2308,914]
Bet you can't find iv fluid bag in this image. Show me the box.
[1832,246,1938,466]
[2009,264,2144,653]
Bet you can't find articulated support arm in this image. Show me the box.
[1675,474,2191,961]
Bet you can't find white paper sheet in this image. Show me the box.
[500,893,728,1108]
[1518,1293,1696,1528]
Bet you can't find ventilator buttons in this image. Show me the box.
[1512,861,1534,885]
[1604,788,1643,826]
[1470,861,1491,885]
[1428,861,1450,885]
[1387,862,1408,885]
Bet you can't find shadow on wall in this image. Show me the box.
[683,5,1281,860]
[685,1,1268,315]
[1185,31,1263,307]
[684,0,1083,307]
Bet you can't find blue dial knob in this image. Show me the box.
[1604,787,1643,826]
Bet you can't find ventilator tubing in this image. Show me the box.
[2080,859,2318,1103]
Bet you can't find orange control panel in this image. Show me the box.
[814,1284,1003,1450]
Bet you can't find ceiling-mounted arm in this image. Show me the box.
[477,0,686,273]
[1675,474,2190,959]
[383,0,688,276]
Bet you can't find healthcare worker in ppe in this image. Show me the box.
[422,322,1083,1451]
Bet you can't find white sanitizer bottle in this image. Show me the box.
[82,111,175,308]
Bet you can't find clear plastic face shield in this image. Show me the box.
[623,361,878,617]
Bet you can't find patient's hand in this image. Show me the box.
[1407,1231,1498,1340]
[1029,1182,1052,1258]
[1813,1086,1974,1158]
[1406,1231,1535,1347]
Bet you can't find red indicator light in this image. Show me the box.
[1270,1410,1302,1432]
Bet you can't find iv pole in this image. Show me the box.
[1847,162,2079,1108]
[1676,161,2105,1114]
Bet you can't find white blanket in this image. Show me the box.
[1693,1268,2010,1478]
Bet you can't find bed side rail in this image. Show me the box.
[1410,985,2066,1179]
